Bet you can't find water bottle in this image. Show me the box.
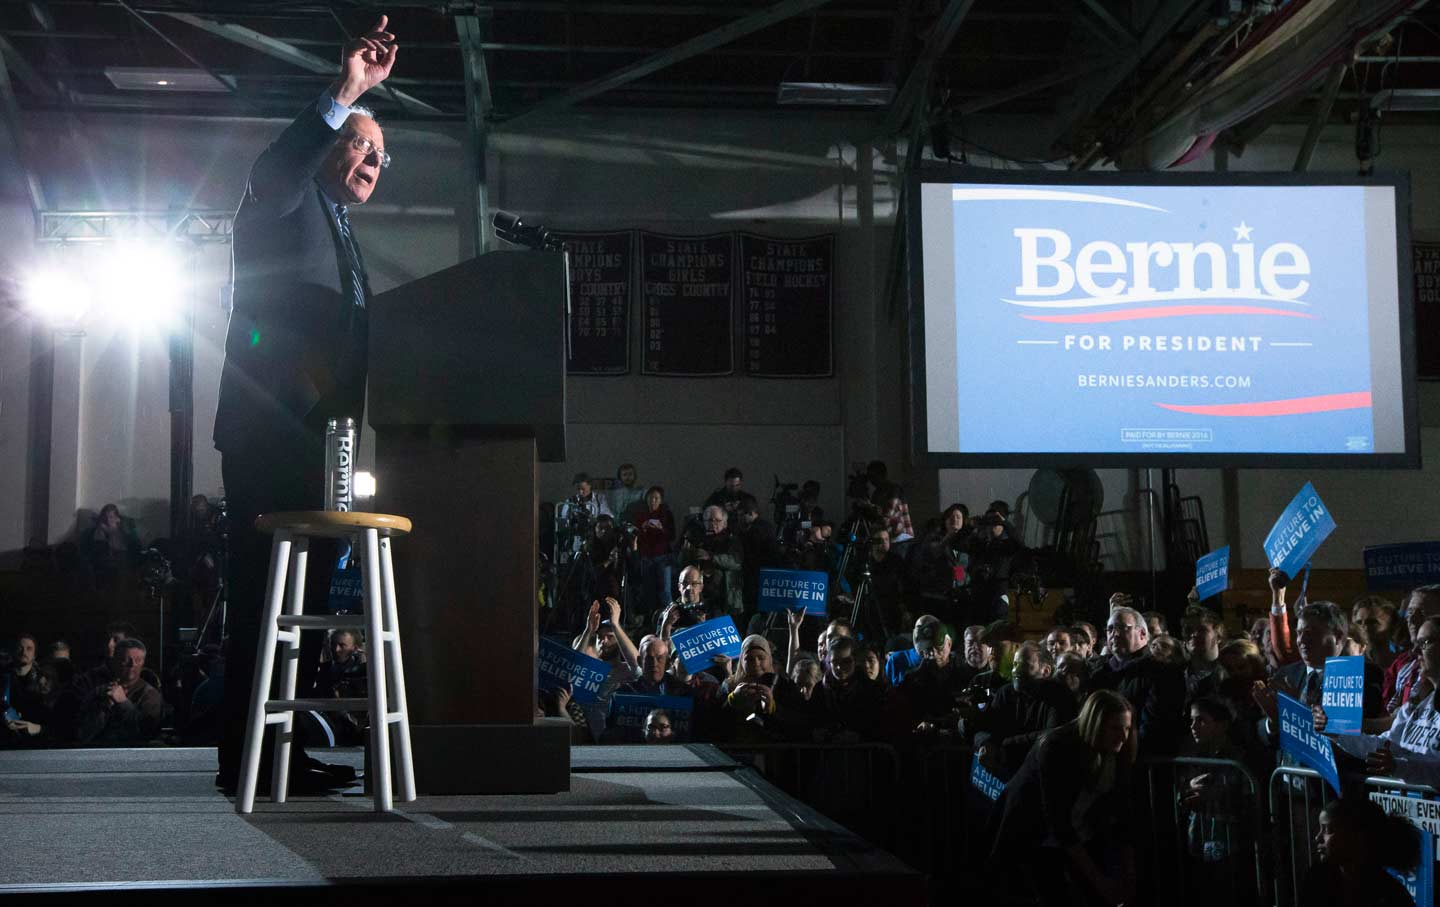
[324,417,356,512]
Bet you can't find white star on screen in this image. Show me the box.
[1233,221,1254,241]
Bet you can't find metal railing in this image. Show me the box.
[1141,756,1267,906]
[1269,766,1439,907]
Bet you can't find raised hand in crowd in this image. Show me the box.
[554,685,572,712]
[1312,703,1328,734]
[659,604,680,642]
[1108,592,1132,612]
[1268,567,1289,607]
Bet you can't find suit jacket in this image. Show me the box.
[214,104,370,454]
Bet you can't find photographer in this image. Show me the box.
[631,485,676,624]
[967,506,1021,624]
[677,505,745,620]
[54,639,163,744]
[911,503,974,626]
[657,565,725,634]
[556,514,627,635]
[736,494,783,626]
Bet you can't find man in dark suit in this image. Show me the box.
[213,16,397,795]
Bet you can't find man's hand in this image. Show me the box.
[1312,704,1329,734]
[1268,567,1289,598]
[1367,741,1396,776]
[108,682,128,705]
[332,15,398,106]
[1252,681,1279,722]
[1108,592,1132,611]
[6,720,40,736]
[554,686,572,712]
[661,604,679,632]
[604,596,622,626]
[586,601,601,634]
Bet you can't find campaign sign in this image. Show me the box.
[1263,482,1337,578]
[757,568,829,616]
[671,617,744,674]
[1371,791,1437,907]
[326,542,365,613]
[1365,542,1440,591]
[970,760,1006,802]
[922,182,1389,456]
[1321,655,1366,735]
[1195,546,1230,600]
[609,694,693,743]
[537,637,611,704]
[1277,691,1341,795]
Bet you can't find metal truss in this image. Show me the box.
[38,209,235,244]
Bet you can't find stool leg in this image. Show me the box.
[362,527,393,812]
[237,531,291,815]
[271,535,309,803]
[379,536,416,802]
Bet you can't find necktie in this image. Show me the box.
[1301,669,1323,707]
[335,205,366,308]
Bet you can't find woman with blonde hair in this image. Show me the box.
[992,690,1137,906]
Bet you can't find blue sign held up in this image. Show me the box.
[1278,691,1341,795]
[327,542,365,613]
[609,694,694,743]
[537,637,612,704]
[1264,482,1337,578]
[671,616,744,674]
[1195,546,1230,601]
[1321,655,1366,735]
[1364,542,1440,591]
[970,760,1006,802]
[757,568,829,616]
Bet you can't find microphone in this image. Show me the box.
[491,211,564,251]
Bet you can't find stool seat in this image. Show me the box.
[256,510,412,538]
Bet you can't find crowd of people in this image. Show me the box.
[8,464,1438,906]
[545,461,1024,643]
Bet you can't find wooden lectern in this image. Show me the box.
[368,250,571,794]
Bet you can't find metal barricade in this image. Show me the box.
[1270,766,1439,907]
[910,744,981,876]
[1141,756,1268,906]
[719,742,901,851]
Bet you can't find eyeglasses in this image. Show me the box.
[346,134,391,168]
[1417,636,1440,649]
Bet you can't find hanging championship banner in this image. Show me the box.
[641,231,734,376]
[556,230,632,375]
[740,233,834,377]
[1414,242,1440,378]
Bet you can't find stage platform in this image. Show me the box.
[0,744,925,905]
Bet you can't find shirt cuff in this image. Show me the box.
[317,91,353,131]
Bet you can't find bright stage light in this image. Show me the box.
[354,471,377,499]
[96,242,185,328]
[23,269,92,328]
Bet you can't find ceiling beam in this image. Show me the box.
[1074,0,1137,46]
[879,0,977,137]
[0,34,55,101]
[956,54,1116,116]
[456,12,492,256]
[116,1,237,93]
[156,12,445,115]
[1046,0,1202,152]
[1293,62,1346,172]
[0,47,48,215]
[505,0,836,122]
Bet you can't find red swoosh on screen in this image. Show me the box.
[1021,305,1314,323]
[1154,392,1372,417]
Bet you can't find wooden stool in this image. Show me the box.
[236,511,417,814]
